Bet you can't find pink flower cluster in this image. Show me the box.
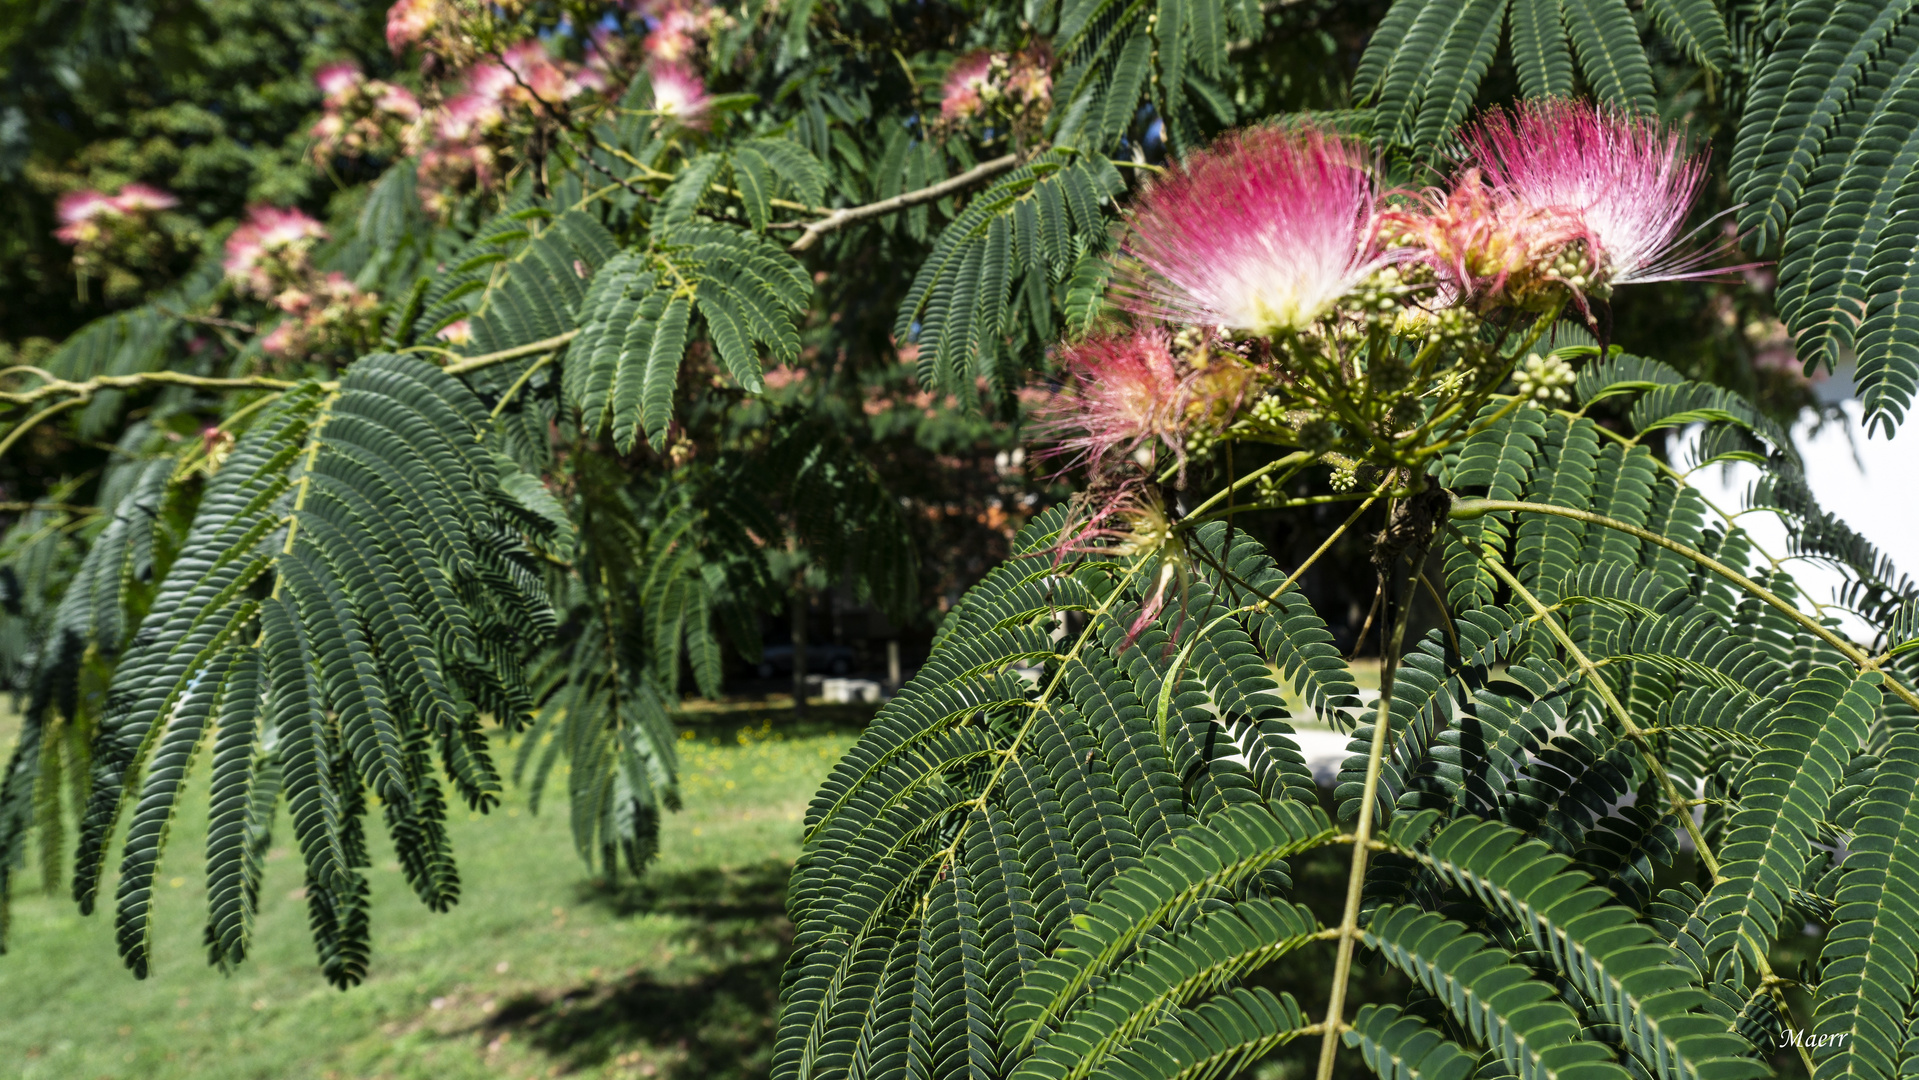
[260,272,383,360]
[632,0,719,63]
[224,205,329,298]
[53,183,183,298]
[1041,327,1257,476]
[1115,101,1745,336]
[1121,125,1388,337]
[311,61,422,163]
[648,61,709,125]
[1041,100,1752,626]
[224,205,380,362]
[415,41,610,215]
[1386,100,1750,310]
[385,0,436,53]
[54,184,178,247]
[939,46,1051,127]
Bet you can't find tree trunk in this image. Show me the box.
[791,581,808,716]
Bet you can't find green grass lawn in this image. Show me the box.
[0,707,869,1080]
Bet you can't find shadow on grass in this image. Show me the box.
[475,858,794,1080]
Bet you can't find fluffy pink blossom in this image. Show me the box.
[1380,168,1583,309]
[1460,99,1753,294]
[376,82,422,119]
[259,273,381,360]
[941,51,997,121]
[224,205,328,297]
[435,319,472,345]
[1006,45,1052,107]
[462,61,520,107]
[55,185,176,244]
[501,41,570,103]
[649,62,709,125]
[312,66,422,161]
[262,321,299,356]
[316,61,364,98]
[436,91,502,141]
[1042,329,1187,471]
[111,183,178,214]
[1054,480,1191,647]
[1121,125,1389,336]
[386,0,435,53]
[53,190,117,243]
[1041,326,1261,481]
[643,5,703,62]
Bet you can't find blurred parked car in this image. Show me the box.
[756,643,855,678]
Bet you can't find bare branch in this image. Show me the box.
[0,370,298,408]
[0,396,93,459]
[443,330,581,376]
[152,305,258,335]
[786,153,1022,253]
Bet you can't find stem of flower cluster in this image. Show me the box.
[1315,548,1422,1080]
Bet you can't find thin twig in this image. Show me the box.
[0,371,297,408]
[787,153,1022,252]
[152,304,258,335]
[489,350,560,421]
[443,331,581,376]
[1316,531,1426,1080]
[0,501,98,515]
[0,396,92,458]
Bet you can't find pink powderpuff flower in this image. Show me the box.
[109,183,178,214]
[649,62,709,125]
[261,321,299,356]
[1379,168,1586,309]
[56,189,117,226]
[941,51,998,121]
[436,319,472,345]
[501,41,569,103]
[376,82,422,120]
[1041,326,1262,478]
[386,0,436,53]
[462,61,521,109]
[1460,99,1756,295]
[1006,45,1053,108]
[643,5,703,63]
[1121,125,1391,336]
[316,61,364,99]
[224,205,327,297]
[54,190,118,244]
[1041,328,1187,472]
[436,91,502,141]
[1053,480,1192,648]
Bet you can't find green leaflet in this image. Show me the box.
[44,355,557,985]
[897,152,1124,401]
[1014,899,1322,1080]
[1730,0,1919,433]
[1364,904,1633,1080]
[1356,0,1670,146]
[1811,732,1919,1079]
[1343,1004,1480,1080]
[1397,816,1764,1080]
[570,224,811,451]
[1699,668,1883,968]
